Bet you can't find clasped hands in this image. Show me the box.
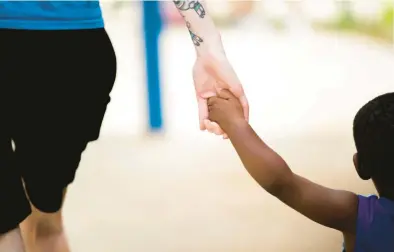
[193,52,248,138]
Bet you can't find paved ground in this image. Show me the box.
[62,6,394,252]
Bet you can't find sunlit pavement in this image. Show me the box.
[63,6,393,252]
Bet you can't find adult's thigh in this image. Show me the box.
[9,28,117,213]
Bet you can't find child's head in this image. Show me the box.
[353,92,394,197]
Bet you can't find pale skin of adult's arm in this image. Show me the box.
[172,0,249,135]
[172,0,223,56]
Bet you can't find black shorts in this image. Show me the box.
[0,28,116,234]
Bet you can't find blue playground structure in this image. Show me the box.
[142,1,163,132]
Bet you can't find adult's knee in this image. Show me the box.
[36,213,64,237]
[23,209,64,238]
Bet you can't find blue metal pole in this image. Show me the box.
[142,0,163,132]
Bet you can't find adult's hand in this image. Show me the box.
[170,0,248,137]
[193,52,249,137]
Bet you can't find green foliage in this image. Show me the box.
[267,18,286,31]
[315,3,393,43]
[381,4,393,27]
[337,5,355,29]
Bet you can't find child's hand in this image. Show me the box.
[208,89,246,133]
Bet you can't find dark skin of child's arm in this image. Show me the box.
[208,90,359,234]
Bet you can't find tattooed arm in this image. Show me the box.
[172,0,249,137]
[173,0,224,56]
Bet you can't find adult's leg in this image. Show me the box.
[0,137,30,252]
[20,189,69,252]
[0,29,32,251]
[0,229,25,252]
[0,153,30,252]
[9,29,116,252]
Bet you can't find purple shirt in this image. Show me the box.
[353,195,394,251]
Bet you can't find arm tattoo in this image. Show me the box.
[186,22,203,46]
[173,1,205,46]
[173,0,206,18]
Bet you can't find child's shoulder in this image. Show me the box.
[357,194,394,226]
[357,194,394,215]
[354,194,394,251]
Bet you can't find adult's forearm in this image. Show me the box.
[172,0,224,56]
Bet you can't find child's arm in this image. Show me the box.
[208,91,359,234]
[227,121,358,233]
[172,0,225,57]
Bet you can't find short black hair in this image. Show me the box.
[353,92,394,181]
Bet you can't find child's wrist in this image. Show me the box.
[224,119,249,137]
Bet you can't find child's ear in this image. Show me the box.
[354,153,372,180]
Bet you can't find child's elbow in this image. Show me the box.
[254,157,293,196]
[266,171,294,197]
[266,173,294,199]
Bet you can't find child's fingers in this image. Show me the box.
[207,96,220,106]
[218,89,236,100]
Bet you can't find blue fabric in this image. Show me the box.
[354,195,394,251]
[342,195,394,252]
[0,1,103,30]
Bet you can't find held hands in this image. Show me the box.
[193,53,249,138]
[208,89,246,134]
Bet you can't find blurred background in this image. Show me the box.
[64,1,393,251]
